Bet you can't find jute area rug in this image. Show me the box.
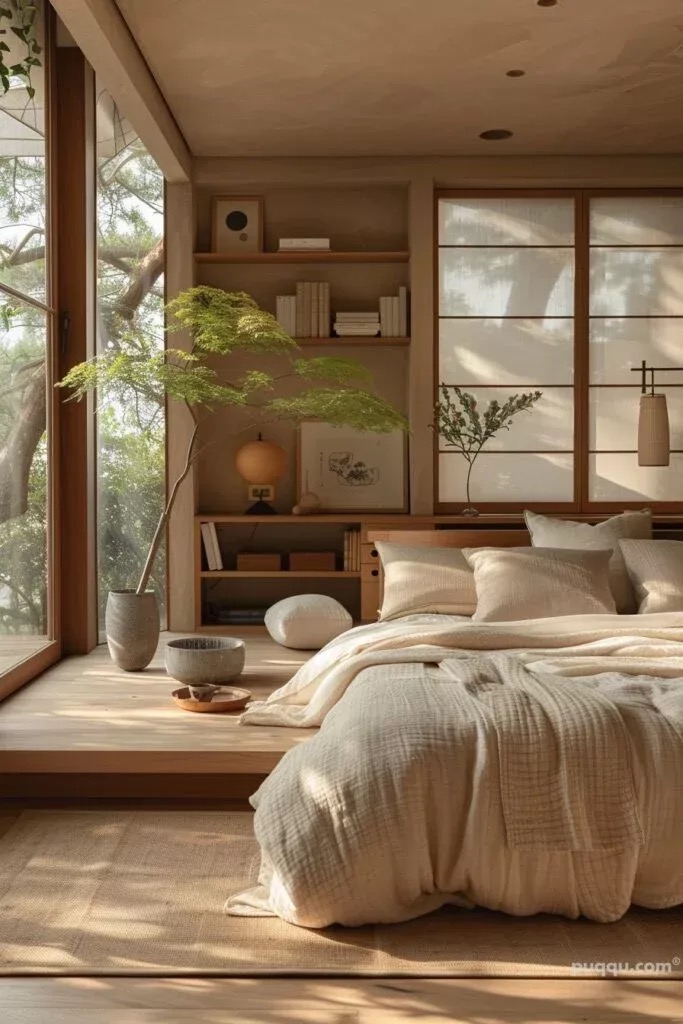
[0,811,680,977]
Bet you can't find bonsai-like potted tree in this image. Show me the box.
[59,286,406,669]
[435,383,542,515]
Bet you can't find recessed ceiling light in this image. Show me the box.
[537,0,558,6]
[506,69,525,77]
[479,129,513,140]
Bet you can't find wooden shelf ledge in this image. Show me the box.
[296,336,409,346]
[200,570,361,579]
[194,250,410,264]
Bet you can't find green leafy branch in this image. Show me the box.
[434,383,542,507]
[58,286,407,593]
[0,1,42,98]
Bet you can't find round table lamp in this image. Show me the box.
[235,434,287,514]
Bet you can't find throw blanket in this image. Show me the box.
[227,614,683,926]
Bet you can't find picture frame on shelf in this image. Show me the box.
[211,195,264,253]
[297,423,408,512]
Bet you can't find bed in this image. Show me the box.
[226,527,683,929]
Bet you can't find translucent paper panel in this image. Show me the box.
[0,294,47,637]
[589,317,683,384]
[590,454,683,501]
[439,453,574,503]
[590,387,683,451]
[590,197,683,245]
[440,249,574,317]
[0,2,46,304]
[439,198,574,246]
[438,388,573,451]
[590,249,683,316]
[439,318,574,386]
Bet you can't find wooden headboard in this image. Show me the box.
[367,529,528,548]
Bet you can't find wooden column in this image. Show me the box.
[408,171,435,513]
[55,47,98,654]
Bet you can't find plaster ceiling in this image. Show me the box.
[115,0,683,157]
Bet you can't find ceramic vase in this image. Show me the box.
[105,590,159,671]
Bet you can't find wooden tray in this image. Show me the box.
[171,686,252,714]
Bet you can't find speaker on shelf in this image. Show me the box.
[211,195,264,252]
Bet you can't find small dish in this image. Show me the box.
[171,685,252,714]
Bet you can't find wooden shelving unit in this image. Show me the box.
[194,250,410,264]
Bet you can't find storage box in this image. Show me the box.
[236,553,281,571]
[289,551,336,571]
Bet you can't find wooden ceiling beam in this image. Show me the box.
[50,0,192,182]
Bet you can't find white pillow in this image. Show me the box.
[376,541,477,621]
[619,539,683,614]
[463,546,616,622]
[524,509,652,613]
[264,594,352,649]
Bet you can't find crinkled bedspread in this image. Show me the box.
[227,614,683,927]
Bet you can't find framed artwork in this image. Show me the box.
[211,195,264,253]
[297,423,408,512]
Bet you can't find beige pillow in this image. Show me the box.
[376,541,477,621]
[264,595,352,649]
[619,540,683,614]
[524,509,652,613]
[463,547,616,622]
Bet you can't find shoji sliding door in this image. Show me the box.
[437,193,577,509]
[589,195,683,505]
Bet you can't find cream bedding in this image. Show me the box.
[227,613,683,927]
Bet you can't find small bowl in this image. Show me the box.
[165,636,246,686]
[171,685,251,714]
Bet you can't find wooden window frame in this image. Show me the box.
[0,5,61,700]
[434,187,683,515]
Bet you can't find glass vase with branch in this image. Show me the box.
[58,285,407,668]
[434,383,542,515]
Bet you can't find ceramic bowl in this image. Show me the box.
[164,636,246,686]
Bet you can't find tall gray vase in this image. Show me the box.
[105,590,160,671]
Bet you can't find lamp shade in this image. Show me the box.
[638,393,670,466]
[235,438,287,484]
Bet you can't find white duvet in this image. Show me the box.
[227,613,683,927]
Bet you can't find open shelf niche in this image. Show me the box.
[193,184,411,629]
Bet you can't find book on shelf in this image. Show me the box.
[398,285,408,337]
[343,528,360,571]
[295,282,306,337]
[214,607,268,625]
[275,295,297,336]
[200,522,223,571]
[334,311,380,337]
[278,238,330,251]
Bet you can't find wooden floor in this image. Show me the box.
[0,978,681,1022]
[0,633,314,778]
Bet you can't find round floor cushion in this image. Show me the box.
[264,594,353,650]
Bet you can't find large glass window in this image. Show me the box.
[0,1,52,672]
[437,196,576,505]
[95,87,166,626]
[589,197,683,501]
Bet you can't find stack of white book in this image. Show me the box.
[278,237,330,251]
[379,286,409,337]
[275,282,331,338]
[333,312,380,337]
